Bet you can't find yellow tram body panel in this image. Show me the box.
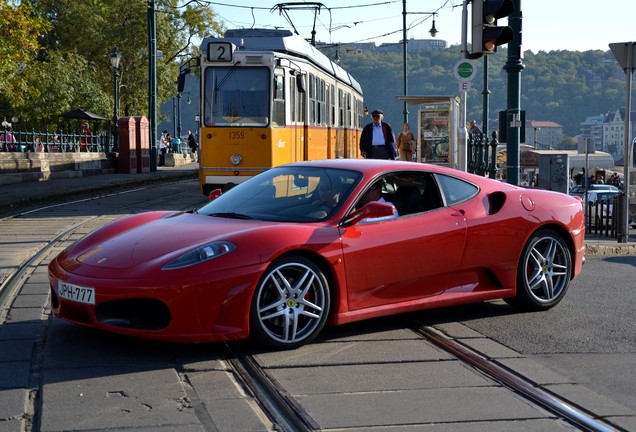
[198,125,361,191]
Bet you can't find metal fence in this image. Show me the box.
[586,194,621,238]
[1,128,111,153]
[467,131,499,178]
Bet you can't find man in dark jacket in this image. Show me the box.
[359,109,397,159]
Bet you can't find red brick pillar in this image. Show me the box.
[117,117,137,173]
[134,116,150,173]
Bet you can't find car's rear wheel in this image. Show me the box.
[250,256,330,349]
[505,229,572,311]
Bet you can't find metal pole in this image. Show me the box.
[177,92,182,141]
[619,44,633,243]
[113,65,119,152]
[482,55,489,136]
[172,97,177,138]
[402,0,408,124]
[148,0,157,171]
[504,0,524,185]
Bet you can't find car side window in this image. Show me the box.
[435,174,479,205]
[380,172,444,216]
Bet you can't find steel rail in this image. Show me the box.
[225,343,320,432]
[413,325,619,432]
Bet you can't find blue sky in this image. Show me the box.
[209,0,634,53]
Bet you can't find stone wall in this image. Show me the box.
[0,152,117,185]
[0,151,195,186]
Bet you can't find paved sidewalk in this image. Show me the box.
[1,164,634,254]
[0,163,199,214]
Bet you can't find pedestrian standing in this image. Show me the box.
[158,130,169,166]
[359,109,396,160]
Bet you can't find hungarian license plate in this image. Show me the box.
[57,281,95,305]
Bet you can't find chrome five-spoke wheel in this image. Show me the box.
[250,256,330,349]
[506,229,572,311]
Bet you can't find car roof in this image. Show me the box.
[282,159,492,183]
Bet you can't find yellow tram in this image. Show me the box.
[196,28,364,194]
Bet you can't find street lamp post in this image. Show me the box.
[109,47,122,152]
[402,0,438,124]
[177,91,182,143]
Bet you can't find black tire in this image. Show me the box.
[250,256,330,349]
[505,229,572,311]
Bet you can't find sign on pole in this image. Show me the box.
[454,59,477,82]
[609,42,635,243]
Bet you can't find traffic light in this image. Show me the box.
[469,0,514,59]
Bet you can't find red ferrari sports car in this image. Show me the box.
[48,159,586,349]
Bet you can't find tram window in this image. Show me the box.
[330,84,335,127]
[338,89,344,126]
[204,66,269,126]
[290,76,296,123]
[318,79,326,126]
[272,69,285,127]
[309,74,316,125]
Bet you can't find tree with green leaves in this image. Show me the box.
[0,0,50,114]
[4,0,224,132]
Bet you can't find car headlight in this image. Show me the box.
[162,241,236,270]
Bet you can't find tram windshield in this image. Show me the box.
[204,66,270,127]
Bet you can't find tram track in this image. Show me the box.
[411,323,620,432]
[209,322,623,432]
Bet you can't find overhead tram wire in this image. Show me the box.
[206,0,452,47]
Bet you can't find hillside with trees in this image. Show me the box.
[0,0,627,142]
[320,44,626,139]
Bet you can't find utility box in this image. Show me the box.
[134,116,150,173]
[538,153,569,193]
[117,116,137,174]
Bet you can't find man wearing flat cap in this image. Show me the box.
[359,109,397,160]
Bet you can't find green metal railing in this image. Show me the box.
[1,128,111,153]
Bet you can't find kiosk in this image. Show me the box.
[398,96,462,169]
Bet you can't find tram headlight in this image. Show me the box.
[230,153,242,166]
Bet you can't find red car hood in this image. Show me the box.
[75,213,257,270]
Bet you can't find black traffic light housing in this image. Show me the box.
[469,0,514,59]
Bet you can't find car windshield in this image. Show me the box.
[585,190,619,203]
[197,166,362,222]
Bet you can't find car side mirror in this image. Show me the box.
[344,201,395,226]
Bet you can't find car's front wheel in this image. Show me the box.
[250,256,330,349]
[505,229,572,311]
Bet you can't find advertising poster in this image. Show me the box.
[419,105,451,163]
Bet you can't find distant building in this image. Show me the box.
[579,108,636,161]
[579,115,604,152]
[525,120,563,149]
[378,38,448,53]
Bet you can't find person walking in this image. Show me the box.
[359,109,397,160]
[397,122,415,161]
[187,130,198,162]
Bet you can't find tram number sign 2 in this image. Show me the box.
[208,42,234,62]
